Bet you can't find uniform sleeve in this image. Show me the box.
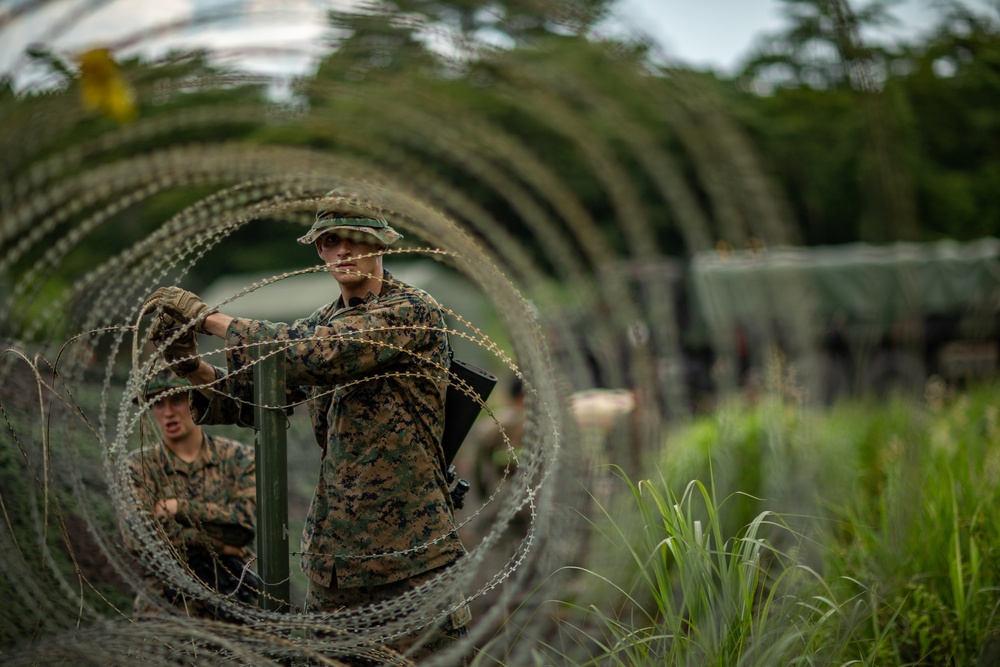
[190,305,319,428]
[119,452,153,554]
[174,443,257,547]
[189,365,254,426]
[120,452,219,554]
[226,291,439,388]
[191,364,305,428]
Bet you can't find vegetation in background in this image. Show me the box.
[3,0,1000,661]
[0,375,135,647]
[5,0,998,297]
[512,378,1000,665]
[737,0,1000,245]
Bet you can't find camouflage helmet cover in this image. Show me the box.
[141,368,190,400]
[298,193,403,247]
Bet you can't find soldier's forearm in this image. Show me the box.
[183,361,217,400]
[177,498,256,535]
[202,312,234,338]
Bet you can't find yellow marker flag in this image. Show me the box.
[78,48,137,124]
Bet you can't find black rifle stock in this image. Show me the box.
[441,358,498,466]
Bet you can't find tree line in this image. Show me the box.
[2,0,998,295]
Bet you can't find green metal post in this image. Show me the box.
[253,342,290,612]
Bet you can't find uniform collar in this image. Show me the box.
[161,433,213,474]
[334,269,396,311]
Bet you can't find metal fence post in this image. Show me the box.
[253,341,290,612]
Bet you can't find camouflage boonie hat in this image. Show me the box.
[297,195,403,247]
[297,217,403,247]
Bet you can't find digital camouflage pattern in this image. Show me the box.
[192,270,467,589]
[304,564,472,659]
[122,433,257,617]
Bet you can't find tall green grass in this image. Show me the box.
[525,380,1000,666]
[530,473,880,666]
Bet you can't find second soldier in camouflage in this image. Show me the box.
[120,369,258,620]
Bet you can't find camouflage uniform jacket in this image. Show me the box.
[122,433,256,614]
[193,270,466,588]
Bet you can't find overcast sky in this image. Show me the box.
[613,0,997,73]
[1,0,996,84]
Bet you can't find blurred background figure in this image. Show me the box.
[472,375,526,508]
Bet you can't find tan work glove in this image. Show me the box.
[145,286,213,333]
[148,314,200,376]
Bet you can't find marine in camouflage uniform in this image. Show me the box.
[146,200,470,658]
[121,370,257,619]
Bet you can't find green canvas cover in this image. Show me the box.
[689,238,1000,345]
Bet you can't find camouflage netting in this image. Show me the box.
[0,1,798,665]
